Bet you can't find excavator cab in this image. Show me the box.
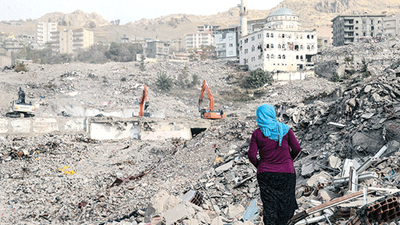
[6,87,35,118]
[198,80,226,119]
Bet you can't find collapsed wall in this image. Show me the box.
[0,116,211,141]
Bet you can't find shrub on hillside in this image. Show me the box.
[331,72,340,82]
[14,62,28,72]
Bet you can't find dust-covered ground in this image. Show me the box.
[0,60,343,224]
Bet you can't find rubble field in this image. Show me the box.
[1,38,400,225]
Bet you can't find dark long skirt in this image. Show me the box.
[257,172,298,225]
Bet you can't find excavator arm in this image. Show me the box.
[139,85,149,117]
[199,80,214,111]
[198,80,226,119]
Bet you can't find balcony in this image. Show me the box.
[344,27,354,32]
[73,32,84,37]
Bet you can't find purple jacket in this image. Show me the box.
[248,128,301,174]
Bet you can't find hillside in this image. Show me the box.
[0,0,399,43]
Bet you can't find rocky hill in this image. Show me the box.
[1,0,399,43]
[34,10,111,28]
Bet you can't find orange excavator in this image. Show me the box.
[198,80,226,119]
[139,85,150,117]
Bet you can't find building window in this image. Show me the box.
[240,40,242,44]
[307,45,310,49]
[355,27,359,30]
[278,54,281,59]
[300,55,303,60]
[251,36,255,41]
[251,45,255,51]
[271,44,274,48]
[244,49,248,54]
[229,43,233,47]
[266,44,270,48]
[266,54,269,59]
[278,44,281,49]
[282,55,286,59]
[271,54,274,59]
[266,33,269,37]
[300,45,303,49]
[311,35,314,39]
[271,33,274,38]
[282,44,285,49]
[356,20,359,24]
[258,55,262,60]
[245,38,248,43]
[371,32,374,36]
[296,55,299,59]
[307,35,310,39]
[282,33,285,38]
[258,34,262,39]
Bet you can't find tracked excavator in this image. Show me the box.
[6,87,35,118]
[198,80,226,119]
[138,85,150,117]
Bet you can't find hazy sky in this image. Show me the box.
[2,0,284,24]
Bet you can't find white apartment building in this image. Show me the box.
[239,7,317,72]
[185,33,214,51]
[185,24,218,50]
[383,14,400,37]
[215,27,239,58]
[50,28,94,54]
[36,22,57,47]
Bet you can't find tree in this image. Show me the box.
[245,68,273,89]
[155,71,173,92]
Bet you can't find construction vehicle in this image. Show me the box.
[198,80,226,119]
[6,87,35,118]
[138,85,150,117]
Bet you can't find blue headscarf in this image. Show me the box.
[256,104,290,146]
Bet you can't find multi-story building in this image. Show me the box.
[36,22,57,47]
[239,7,317,72]
[146,40,170,61]
[316,26,333,52]
[215,26,239,58]
[49,28,94,54]
[185,33,214,51]
[196,25,220,34]
[185,24,219,51]
[383,14,400,37]
[331,14,386,46]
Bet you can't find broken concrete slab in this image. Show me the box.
[328,155,342,169]
[215,160,233,174]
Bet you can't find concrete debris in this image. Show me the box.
[1,37,400,224]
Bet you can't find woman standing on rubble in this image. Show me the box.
[248,104,301,224]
